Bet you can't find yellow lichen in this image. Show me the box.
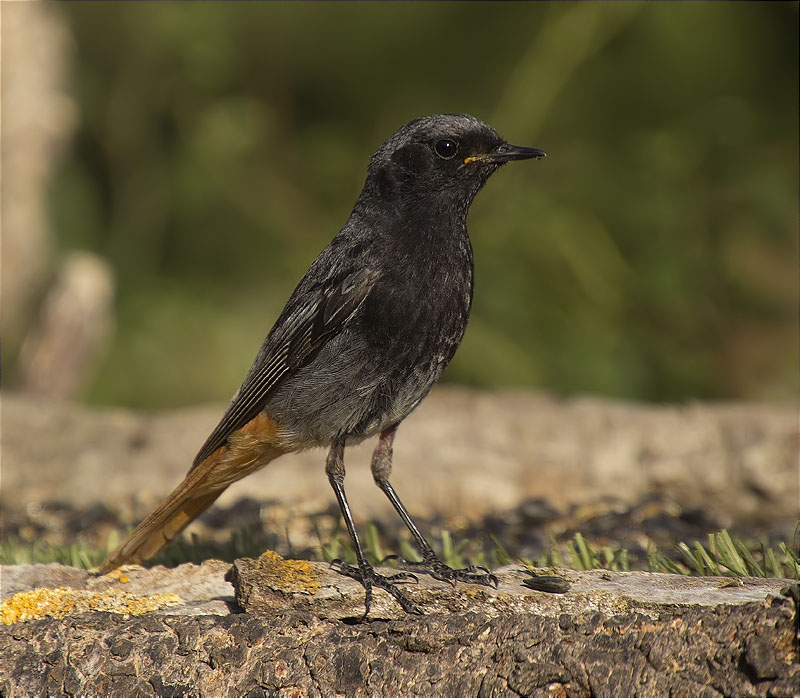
[0,586,182,625]
[103,567,136,584]
[461,586,487,600]
[257,550,320,594]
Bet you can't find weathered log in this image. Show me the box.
[1,557,797,697]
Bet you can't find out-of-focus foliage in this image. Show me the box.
[44,2,797,407]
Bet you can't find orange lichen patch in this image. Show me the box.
[257,550,320,595]
[103,566,137,583]
[0,586,182,625]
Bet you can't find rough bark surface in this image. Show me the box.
[1,559,797,698]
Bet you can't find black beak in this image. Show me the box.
[464,143,546,166]
[488,143,547,162]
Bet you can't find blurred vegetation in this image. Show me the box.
[3,523,798,580]
[31,2,798,406]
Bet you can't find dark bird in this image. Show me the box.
[100,114,545,615]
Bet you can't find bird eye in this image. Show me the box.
[433,139,458,160]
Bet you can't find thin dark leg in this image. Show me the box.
[371,426,497,588]
[325,439,421,617]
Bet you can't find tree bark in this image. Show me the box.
[1,558,797,697]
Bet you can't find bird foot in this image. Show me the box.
[384,553,499,588]
[330,559,423,617]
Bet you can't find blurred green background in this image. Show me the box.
[31,2,800,406]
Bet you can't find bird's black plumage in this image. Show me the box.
[195,114,543,464]
[102,113,544,616]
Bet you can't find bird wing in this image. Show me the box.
[190,265,379,468]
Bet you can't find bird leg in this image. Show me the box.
[325,439,422,617]
[371,426,498,588]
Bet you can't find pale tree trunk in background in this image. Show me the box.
[2,3,114,399]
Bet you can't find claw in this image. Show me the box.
[330,559,423,616]
[390,552,499,589]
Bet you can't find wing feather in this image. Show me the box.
[190,266,379,468]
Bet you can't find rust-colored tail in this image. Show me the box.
[99,415,288,573]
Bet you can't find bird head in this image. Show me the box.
[365,114,545,209]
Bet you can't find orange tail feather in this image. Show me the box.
[99,415,288,572]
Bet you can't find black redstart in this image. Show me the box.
[100,114,545,616]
